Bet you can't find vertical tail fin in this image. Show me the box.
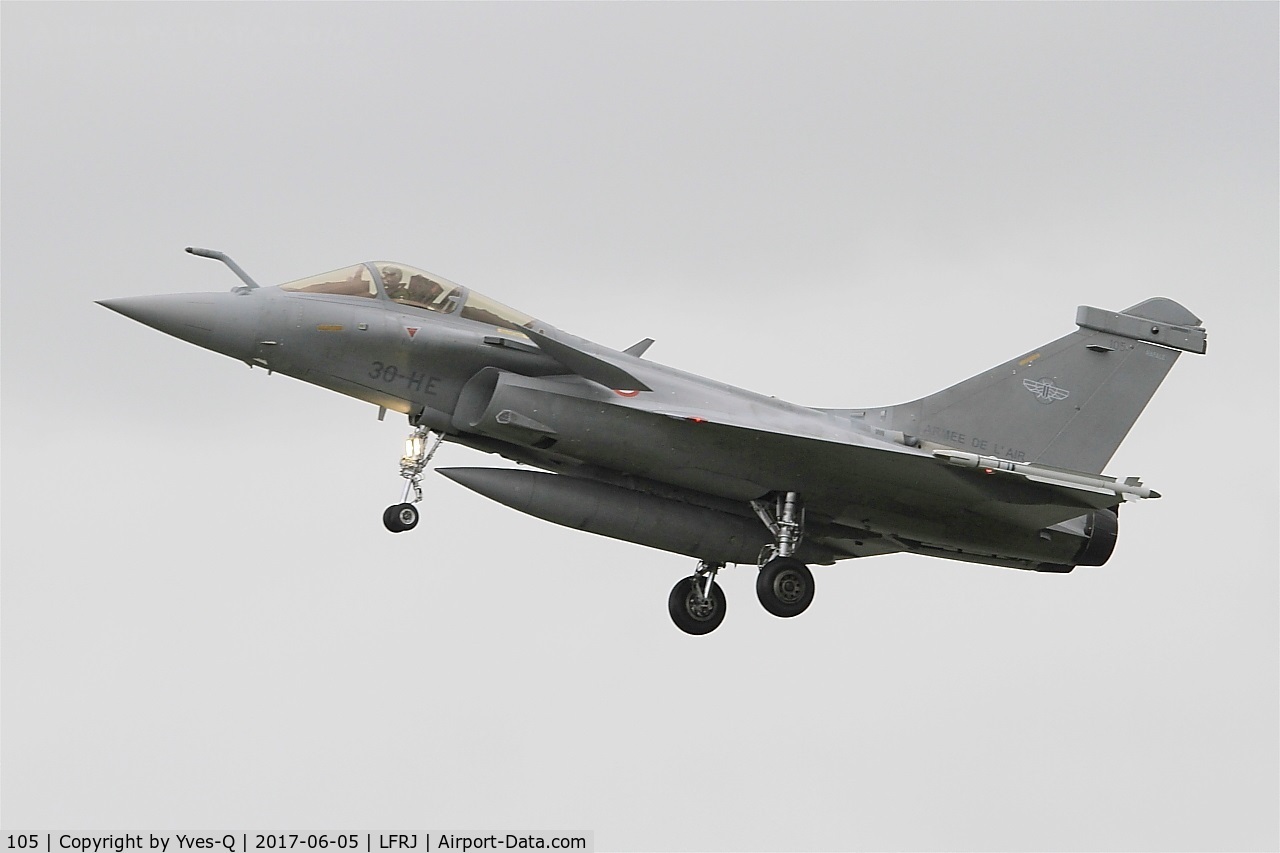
[884,298,1206,474]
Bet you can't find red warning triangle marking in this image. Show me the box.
[406,327,419,339]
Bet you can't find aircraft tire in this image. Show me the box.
[396,503,420,531]
[383,503,418,533]
[383,505,404,532]
[757,557,814,618]
[668,576,727,635]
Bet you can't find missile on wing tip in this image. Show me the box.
[932,449,1158,499]
[438,467,833,565]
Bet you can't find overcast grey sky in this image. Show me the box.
[3,3,1277,850]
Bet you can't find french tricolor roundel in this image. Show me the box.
[614,389,640,398]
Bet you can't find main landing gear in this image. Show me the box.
[756,556,815,618]
[668,562,727,635]
[384,425,445,533]
[667,491,816,635]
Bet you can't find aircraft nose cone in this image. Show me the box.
[97,294,217,344]
[98,291,259,362]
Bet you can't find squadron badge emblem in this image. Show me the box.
[1023,377,1070,404]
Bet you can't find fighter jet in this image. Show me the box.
[99,249,1208,634]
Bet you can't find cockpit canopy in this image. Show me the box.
[279,262,535,333]
[280,264,378,298]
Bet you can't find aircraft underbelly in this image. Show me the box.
[445,369,1099,567]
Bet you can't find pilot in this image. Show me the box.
[407,273,445,306]
[382,266,409,300]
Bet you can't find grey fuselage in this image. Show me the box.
[101,262,1203,574]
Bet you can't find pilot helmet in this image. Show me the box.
[382,266,404,288]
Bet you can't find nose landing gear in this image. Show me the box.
[384,425,444,533]
[383,503,420,533]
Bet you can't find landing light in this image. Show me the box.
[405,433,427,461]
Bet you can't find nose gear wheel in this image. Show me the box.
[383,426,444,533]
[383,503,420,533]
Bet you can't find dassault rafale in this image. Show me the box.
[100,248,1207,634]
